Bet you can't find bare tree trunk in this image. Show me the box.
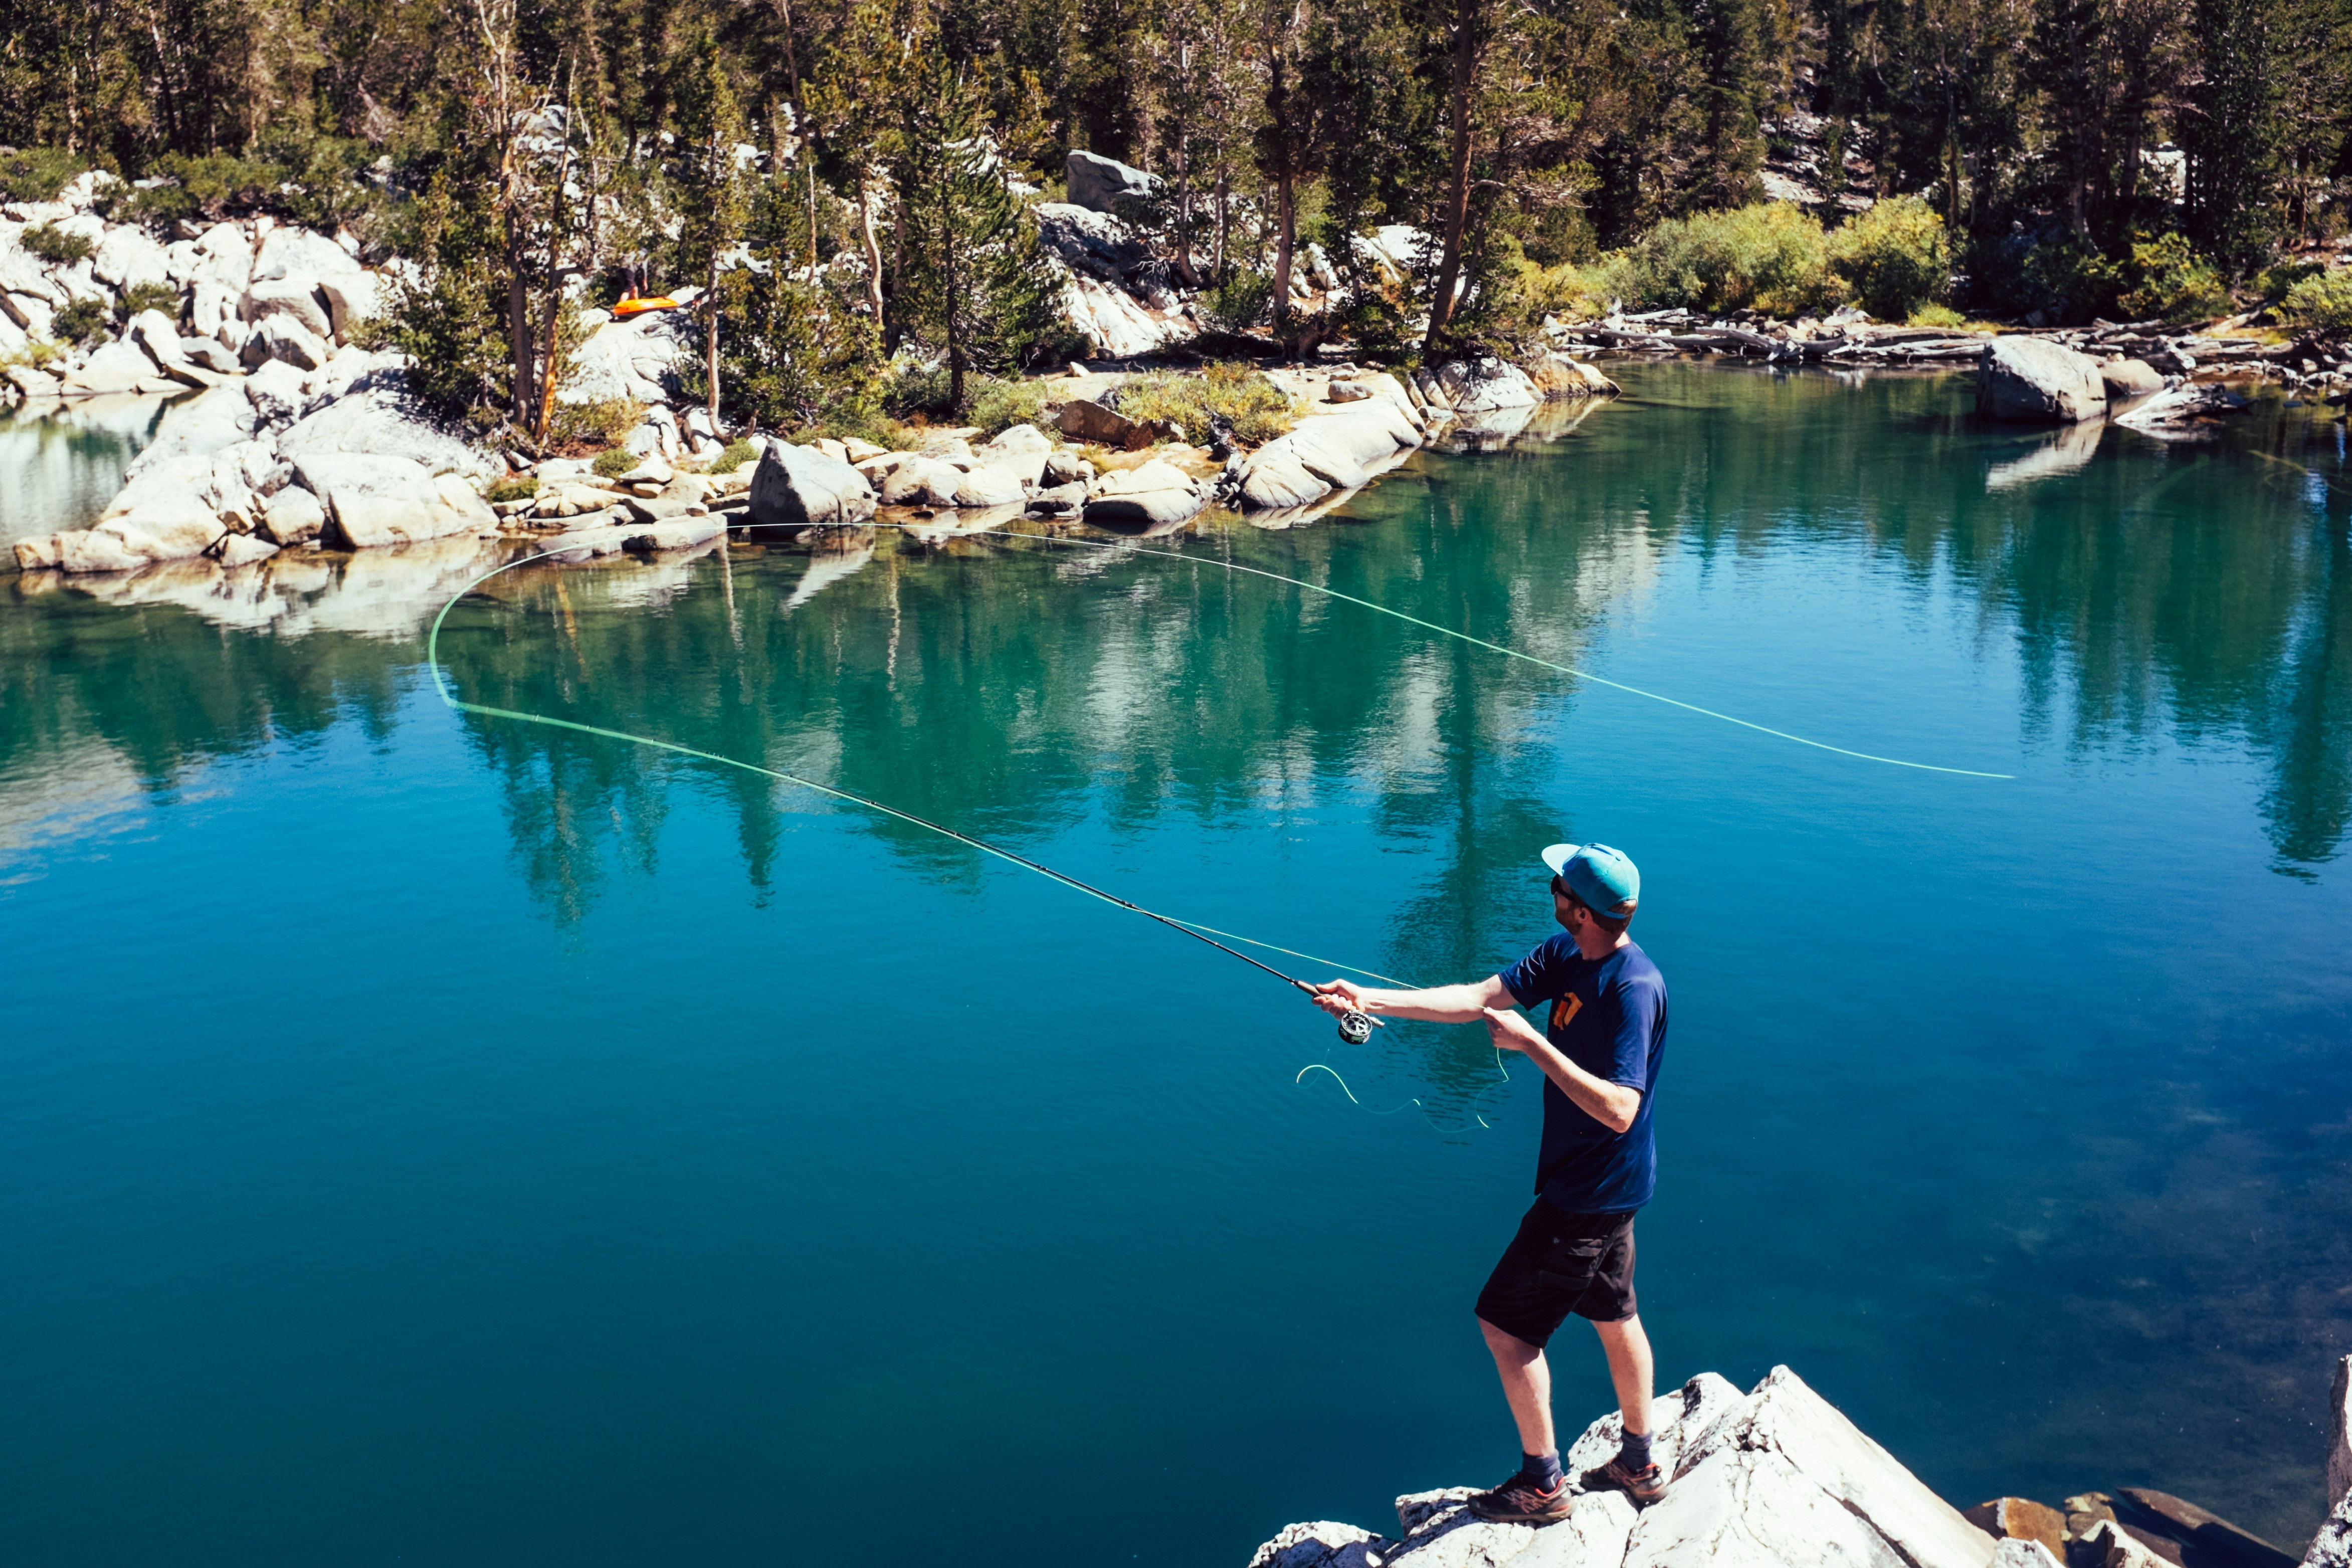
[707,253,722,428]
[1214,172,1229,278]
[859,172,886,319]
[945,222,964,410]
[1424,0,1483,353]
[1274,168,1295,330]
[1267,51,1297,330]
[508,233,533,427]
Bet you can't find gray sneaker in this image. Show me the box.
[1466,1470,1574,1524]
[1584,1453,1668,1505]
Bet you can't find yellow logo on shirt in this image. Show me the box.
[1549,993,1583,1032]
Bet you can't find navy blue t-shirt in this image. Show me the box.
[1498,936,1668,1215]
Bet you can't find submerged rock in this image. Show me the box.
[1976,337,2106,423]
[1965,1498,2068,1562]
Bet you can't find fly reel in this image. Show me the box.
[1336,1010,1375,1046]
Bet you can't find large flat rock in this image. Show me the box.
[274,370,501,481]
[749,440,877,527]
[1977,337,2106,423]
[294,453,495,548]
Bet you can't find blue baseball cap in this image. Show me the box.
[1540,842,1640,916]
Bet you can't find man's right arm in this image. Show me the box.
[1310,974,1518,1024]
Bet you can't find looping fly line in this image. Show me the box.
[878,521,2013,779]
[426,549,1409,996]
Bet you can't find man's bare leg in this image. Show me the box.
[1594,1313,1656,1436]
[1479,1316,1556,1457]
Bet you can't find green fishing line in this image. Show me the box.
[428,544,1522,1131]
[426,548,1409,991]
[884,521,2016,779]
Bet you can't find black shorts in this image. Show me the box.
[1474,1199,1638,1348]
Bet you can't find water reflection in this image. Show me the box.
[0,394,178,547]
[5,364,2346,891]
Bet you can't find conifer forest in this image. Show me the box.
[5,0,2350,433]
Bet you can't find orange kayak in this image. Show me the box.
[612,296,680,318]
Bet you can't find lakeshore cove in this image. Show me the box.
[5,358,2349,1567]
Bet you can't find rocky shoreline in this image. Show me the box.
[9,150,2340,585]
[1254,1356,2352,1568]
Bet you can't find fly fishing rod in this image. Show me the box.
[427,548,1388,1046]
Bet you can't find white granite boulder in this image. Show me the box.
[274,370,501,482]
[92,225,171,292]
[1977,337,2106,423]
[244,277,335,340]
[318,272,380,340]
[1438,357,1542,413]
[251,227,362,285]
[258,485,328,546]
[562,310,690,405]
[1066,148,1162,214]
[748,439,877,527]
[1244,1367,1998,1568]
[293,453,496,548]
[1237,399,1421,509]
[58,339,175,396]
[2100,358,2164,398]
[1084,458,1207,528]
[975,423,1053,487]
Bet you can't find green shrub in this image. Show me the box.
[485,474,540,504]
[1907,302,1966,328]
[2115,232,2231,323]
[1828,197,1950,320]
[2258,258,2324,300]
[1574,251,1648,313]
[4,337,65,369]
[708,438,760,474]
[2282,267,2352,328]
[1612,203,1840,315]
[1519,260,1613,321]
[1199,269,1277,332]
[965,375,1051,436]
[550,398,645,450]
[2015,239,2119,323]
[1112,362,1294,445]
[52,297,108,346]
[592,448,638,477]
[883,361,955,418]
[115,280,181,324]
[21,223,94,265]
[108,140,379,232]
[1624,204,1843,315]
[0,148,99,203]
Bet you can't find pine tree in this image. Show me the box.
[670,43,755,427]
[892,50,1059,410]
[2181,0,2282,273]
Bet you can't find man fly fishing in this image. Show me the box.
[1311,842,1667,1524]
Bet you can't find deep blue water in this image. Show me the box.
[4,362,2348,1564]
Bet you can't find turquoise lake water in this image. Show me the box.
[4,362,2348,1564]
